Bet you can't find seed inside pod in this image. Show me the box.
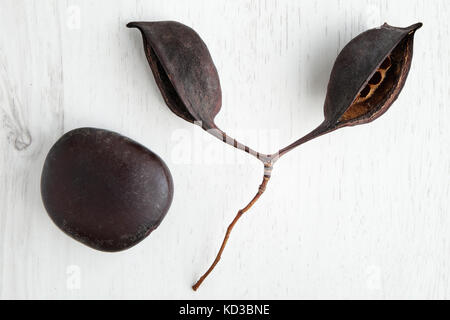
[342,55,392,120]
[339,35,410,123]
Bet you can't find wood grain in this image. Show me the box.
[0,0,449,299]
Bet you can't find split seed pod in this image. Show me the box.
[127,21,221,131]
[280,22,423,155]
[128,21,266,159]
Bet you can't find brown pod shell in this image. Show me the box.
[324,22,422,128]
[41,128,174,252]
[128,21,222,130]
[278,22,422,157]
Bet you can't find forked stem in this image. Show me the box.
[192,123,335,290]
[192,167,272,291]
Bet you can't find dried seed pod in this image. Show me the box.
[127,21,221,131]
[325,22,422,127]
[41,128,174,252]
[128,21,269,161]
[279,22,422,156]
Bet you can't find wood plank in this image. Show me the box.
[0,0,449,299]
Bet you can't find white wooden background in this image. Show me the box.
[0,0,448,300]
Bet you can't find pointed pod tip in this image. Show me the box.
[406,22,422,35]
[381,22,423,33]
[127,21,150,29]
[410,22,423,31]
